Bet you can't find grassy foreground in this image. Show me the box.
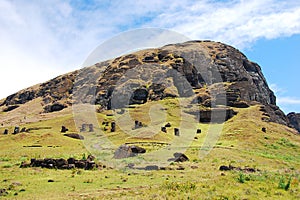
[0,100,300,199]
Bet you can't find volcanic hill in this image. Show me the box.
[0,40,291,128]
[0,41,300,199]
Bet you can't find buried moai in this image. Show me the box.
[134,120,143,129]
[88,124,94,132]
[3,129,8,135]
[13,126,20,134]
[161,127,167,133]
[80,124,94,132]
[174,128,180,136]
[61,126,68,133]
[262,127,266,133]
[111,122,116,132]
[197,129,201,134]
[80,124,87,132]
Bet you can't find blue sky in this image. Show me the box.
[0,0,300,113]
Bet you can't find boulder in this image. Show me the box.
[113,144,146,159]
[145,165,159,170]
[168,152,189,162]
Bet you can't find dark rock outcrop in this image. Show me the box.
[44,103,66,113]
[287,112,300,133]
[2,105,19,112]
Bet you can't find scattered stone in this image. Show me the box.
[61,126,68,133]
[219,165,258,173]
[20,161,31,168]
[26,157,98,170]
[64,133,84,140]
[219,165,232,171]
[0,188,8,196]
[3,129,8,135]
[176,166,185,170]
[174,128,180,136]
[48,179,54,182]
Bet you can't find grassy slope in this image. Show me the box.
[0,100,300,199]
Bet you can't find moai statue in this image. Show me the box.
[13,126,20,134]
[3,129,8,135]
[161,127,167,133]
[61,126,68,133]
[88,124,94,132]
[80,124,87,132]
[174,128,180,136]
[111,122,116,132]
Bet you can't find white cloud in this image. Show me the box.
[269,83,286,95]
[1,0,300,99]
[277,97,300,105]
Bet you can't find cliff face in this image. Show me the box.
[0,40,288,125]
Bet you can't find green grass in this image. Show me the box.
[0,101,300,199]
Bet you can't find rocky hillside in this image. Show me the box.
[0,40,292,128]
